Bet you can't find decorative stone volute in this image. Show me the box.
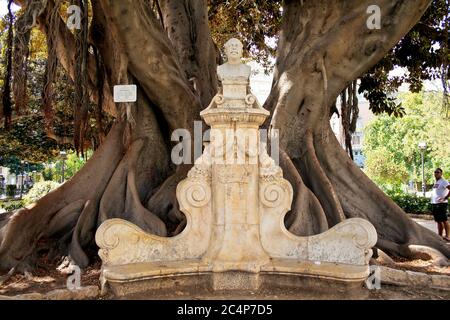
[95,38,378,296]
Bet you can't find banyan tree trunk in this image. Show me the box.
[0,0,448,273]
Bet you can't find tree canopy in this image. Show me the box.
[360,0,450,117]
[364,91,450,188]
[1,0,449,156]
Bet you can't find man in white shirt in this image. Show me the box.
[430,168,450,241]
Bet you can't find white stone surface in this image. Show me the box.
[113,85,137,103]
[95,38,378,293]
[380,266,450,290]
[379,266,409,285]
[431,275,450,290]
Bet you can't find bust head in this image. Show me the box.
[224,38,243,64]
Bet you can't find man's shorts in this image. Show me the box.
[431,203,448,222]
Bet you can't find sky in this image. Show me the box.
[0,1,19,17]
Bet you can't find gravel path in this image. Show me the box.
[414,218,437,233]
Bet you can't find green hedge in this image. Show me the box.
[0,200,25,212]
[385,190,431,214]
[23,181,60,205]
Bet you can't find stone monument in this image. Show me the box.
[95,38,377,296]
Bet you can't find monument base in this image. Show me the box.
[101,259,369,297]
[95,39,378,299]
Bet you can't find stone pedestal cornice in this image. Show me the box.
[95,38,378,295]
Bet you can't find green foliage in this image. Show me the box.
[5,184,16,197]
[360,0,450,115]
[0,13,71,162]
[364,91,450,187]
[384,188,431,214]
[0,155,44,175]
[41,151,90,182]
[365,146,409,186]
[1,10,84,159]
[0,0,448,159]
[0,199,24,211]
[208,0,282,72]
[23,180,60,205]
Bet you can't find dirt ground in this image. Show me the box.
[385,256,450,276]
[0,260,101,296]
[0,254,449,300]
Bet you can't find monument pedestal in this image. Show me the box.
[97,215,375,296]
[95,39,377,296]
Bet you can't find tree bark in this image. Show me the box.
[100,0,201,132]
[159,0,219,108]
[263,0,450,257]
[1,0,448,273]
[0,0,206,271]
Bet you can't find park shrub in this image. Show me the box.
[384,189,431,214]
[23,181,60,205]
[5,185,17,198]
[0,200,25,212]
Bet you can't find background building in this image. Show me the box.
[249,62,273,105]
[0,167,15,187]
[249,65,375,169]
[330,95,375,169]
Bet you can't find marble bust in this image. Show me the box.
[217,38,251,100]
[218,38,251,81]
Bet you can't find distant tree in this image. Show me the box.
[0,156,43,176]
[360,0,450,116]
[0,10,108,158]
[364,91,450,187]
[365,146,410,188]
[41,151,90,182]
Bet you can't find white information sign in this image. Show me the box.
[114,85,137,103]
